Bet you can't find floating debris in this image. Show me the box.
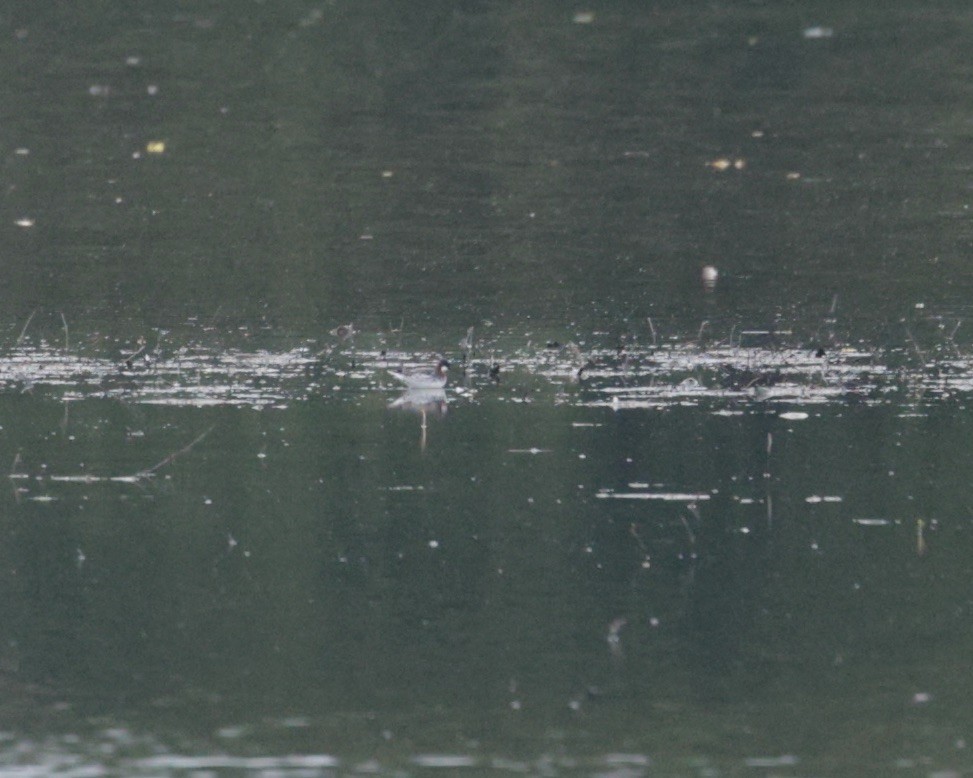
[709,157,746,171]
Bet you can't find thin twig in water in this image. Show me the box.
[15,310,36,347]
[122,337,148,369]
[697,320,709,344]
[678,514,696,545]
[905,326,925,363]
[646,317,657,348]
[59,312,69,351]
[947,319,962,356]
[207,305,224,328]
[134,426,214,478]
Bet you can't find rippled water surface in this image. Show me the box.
[4,2,973,776]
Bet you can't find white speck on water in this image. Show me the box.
[779,411,809,420]
[912,692,932,704]
[413,755,479,768]
[204,497,212,505]
[605,754,652,767]
[597,491,711,501]
[853,518,890,526]
[745,755,799,768]
[801,25,834,39]
[428,540,439,549]
[578,453,587,459]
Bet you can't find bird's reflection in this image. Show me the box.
[388,389,448,449]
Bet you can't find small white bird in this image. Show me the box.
[388,359,450,389]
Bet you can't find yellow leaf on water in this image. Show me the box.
[146,141,166,154]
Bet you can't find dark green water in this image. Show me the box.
[1,2,973,776]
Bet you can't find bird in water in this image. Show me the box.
[388,358,451,389]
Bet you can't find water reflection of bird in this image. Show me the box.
[389,388,448,449]
[388,389,448,419]
[388,359,450,389]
